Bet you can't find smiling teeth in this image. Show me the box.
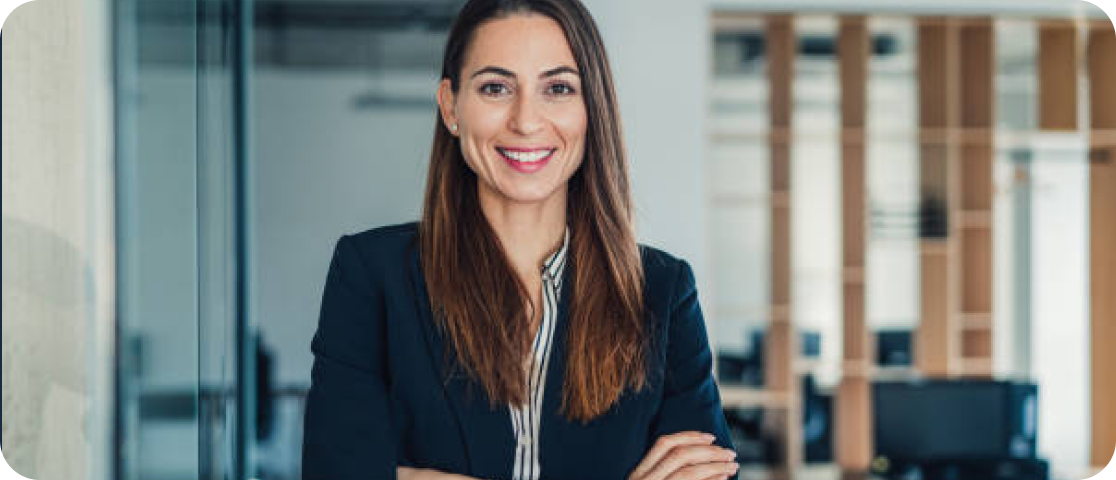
[500,148,553,163]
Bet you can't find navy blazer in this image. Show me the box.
[302,222,737,480]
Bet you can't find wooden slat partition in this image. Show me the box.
[836,15,872,473]
[914,17,994,378]
[1088,20,1116,469]
[916,18,959,377]
[764,14,801,470]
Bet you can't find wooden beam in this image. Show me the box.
[837,15,872,473]
[959,19,994,130]
[916,18,960,377]
[1039,20,1079,130]
[768,15,795,131]
[840,17,868,131]
[918,18,953,130]
[918,242,952,373]
[764,14,800,470]
[1089,22,1116,131]
[957,18,995,379]
[835,377,873,475]
[1088,20,1116,469]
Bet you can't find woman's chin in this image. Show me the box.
[486,183,563,206]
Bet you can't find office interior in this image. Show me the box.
[1,0,1114,479]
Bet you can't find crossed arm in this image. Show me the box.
[398,430,738,480]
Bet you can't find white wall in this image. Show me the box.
[252,69,434,385]
[1030,145,1092,474]
[582,0,711,274]
[1,0,114,477]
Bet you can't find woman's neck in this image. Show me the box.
[477,184,568,281]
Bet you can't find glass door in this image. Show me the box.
[114,0,248,477]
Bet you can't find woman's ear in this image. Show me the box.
[437,79,458,135]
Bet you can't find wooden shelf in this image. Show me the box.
[919,239,950,255]
[720,385,792,409]
[958,358,994,377]
[871,365,920,381]
[959,312,993,330]
[841,360,872,378]
[1090,130,1116,147]
[709,127,1067,145]
[712,304,769,318]
[708,129,847,143]
[770,304,791,323]
[842,267,865,284]
[955,210,993,229]
[711,193,769,206]
[918,128,959,145]
[958,129,994,144]
[771,191,791,209]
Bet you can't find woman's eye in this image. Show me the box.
[548,83,576,96]
[480,83,509,96]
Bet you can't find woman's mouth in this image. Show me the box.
[496,146,556,174]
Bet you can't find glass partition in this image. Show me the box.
[114,0,244,477]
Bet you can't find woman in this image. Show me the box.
[301,0,739,479]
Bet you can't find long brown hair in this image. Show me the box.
[419,0,648,423]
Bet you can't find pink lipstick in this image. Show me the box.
[496,146,556,174]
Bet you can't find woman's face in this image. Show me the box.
[438,13,587,206]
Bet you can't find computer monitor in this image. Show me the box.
[873,380,1038,463]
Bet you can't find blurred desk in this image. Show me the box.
[737,465,879,480]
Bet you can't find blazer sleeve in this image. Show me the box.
[648,259,738,474]
[302,234,401,479]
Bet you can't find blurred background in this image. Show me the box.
[2,0,1115,479]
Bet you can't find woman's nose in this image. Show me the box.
[508,93,544,135]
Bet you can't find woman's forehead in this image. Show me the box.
[463,14,578,77]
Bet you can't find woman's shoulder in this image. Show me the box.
[346,221,419,246]
[332,221,420,273]
[637,243,695,299]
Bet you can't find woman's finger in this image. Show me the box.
[396,467,483,480]
[644,444,737,480]
[628,431,715,480]
[663,460,740,480]
[397,467,418,480]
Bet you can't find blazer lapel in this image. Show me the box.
[408,247,515,479]
[539,266,571,444]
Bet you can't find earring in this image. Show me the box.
[450,123,458,133]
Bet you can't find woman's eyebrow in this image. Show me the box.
[541,66,580,78]
[469,65,581,79]
[470,66,515,79]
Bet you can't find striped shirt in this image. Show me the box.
[509,227,570,480]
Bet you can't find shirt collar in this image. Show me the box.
[541,226,570,285]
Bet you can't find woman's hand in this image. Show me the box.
[627,431,740,480]
[397,466,482,480]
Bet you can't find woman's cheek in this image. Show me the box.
[554,108,588,142]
